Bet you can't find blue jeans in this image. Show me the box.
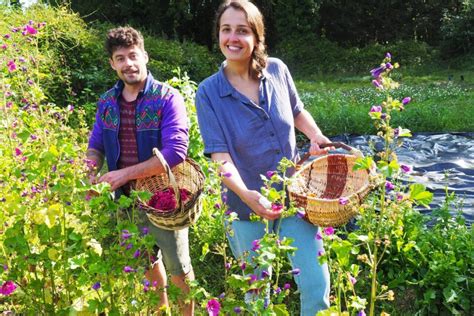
[227,216,330,315]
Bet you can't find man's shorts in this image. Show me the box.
[144,217,193,276]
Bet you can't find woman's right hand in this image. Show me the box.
[241,190,282,220]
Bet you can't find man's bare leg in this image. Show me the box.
[170,267,195,316]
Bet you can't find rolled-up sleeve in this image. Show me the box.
[195,85,229,156]
[160,91,189,168]
[87,105,105,154]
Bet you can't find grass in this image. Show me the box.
[296,70,474,137]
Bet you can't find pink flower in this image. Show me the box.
[283,283,291,290]
[0,281,17,296]
[271,203,283,212]
[323,227,335,235]
[7,60,16,72]
[339,197,349,205]
[206,298,221,316]
[370,105,382,113]
[251,239,260,251]
[25,25,38,35]
[1,44,7,50]
[14,148,22,156]
[266,170,276,178]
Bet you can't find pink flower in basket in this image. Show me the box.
[148,187,192,211]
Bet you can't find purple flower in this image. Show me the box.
[30,134,37,140]
[394,128,400,137]
[221,172,232,178]
[123,266,135,273]
[248,274,258,284]
[402,97,411,105]
[3,34,10,39]
[133,249,141,259]
[318,250,325,257]
[206,298,221,316]
[125,243,133,250]
[225,262,231,270]
[141,227,149,235]
[400,164,412,173]
[274,287,281,295]
[396,193,404,201]
[25,25,38,35]
[339,197,349,205]
[315,232,323,240]
[385,181,395,191]
[67,104,74,112]
[92,282,101,290]
[0,281,17,296]
[266,170,276,178]
[358,310,366,316]
[2,264,7,271]
[290,268,300,276]
[214,203,221,209]
[251,239,260,251]
[296,209,306,219]
[385,52,392,59]
[261,270,270,278]
[234,306,242,314]
[121,229,132,240]
[349,276,357,285]
[240,262,246,270]
[385,62,393,69]
[370,65,386,78]
[370,105,382,113]
[14,148,22,156]
[323,227,335,235]
[283,283,291,290]
[372,79,382,88]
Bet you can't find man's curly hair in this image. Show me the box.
[105,26,145,57]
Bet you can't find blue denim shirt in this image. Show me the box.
[196,58,303,220]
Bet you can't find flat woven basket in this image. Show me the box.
[134,148,205,230]
[288,142,373,227]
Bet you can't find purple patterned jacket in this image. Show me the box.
[88,72,189,172]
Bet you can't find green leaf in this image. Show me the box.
[273,304,290,316]
[409,183,433,207]
[443,288,458,303]
[353,157,373,171]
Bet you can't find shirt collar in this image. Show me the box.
[113,71,154,98]
[217,62,271,98]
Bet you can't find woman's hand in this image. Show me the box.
[241,190,282,220]
[309,134,333,156]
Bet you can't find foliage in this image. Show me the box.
[440,2,474,57]
[317,54,473,316]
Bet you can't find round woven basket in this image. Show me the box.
[288,142,373,227]
[135,148,205,230]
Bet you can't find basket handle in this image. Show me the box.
[297,142,364,167]
[152,148,184,210]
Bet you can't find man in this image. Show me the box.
[87,26,194,315]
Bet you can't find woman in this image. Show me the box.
[195,0,330,314]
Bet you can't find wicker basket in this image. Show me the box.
[288,142,374,227]
[134,148,205,230]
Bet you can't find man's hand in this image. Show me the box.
[98,169,130,191]
[241,190,282,221]
[309,134,333,156]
